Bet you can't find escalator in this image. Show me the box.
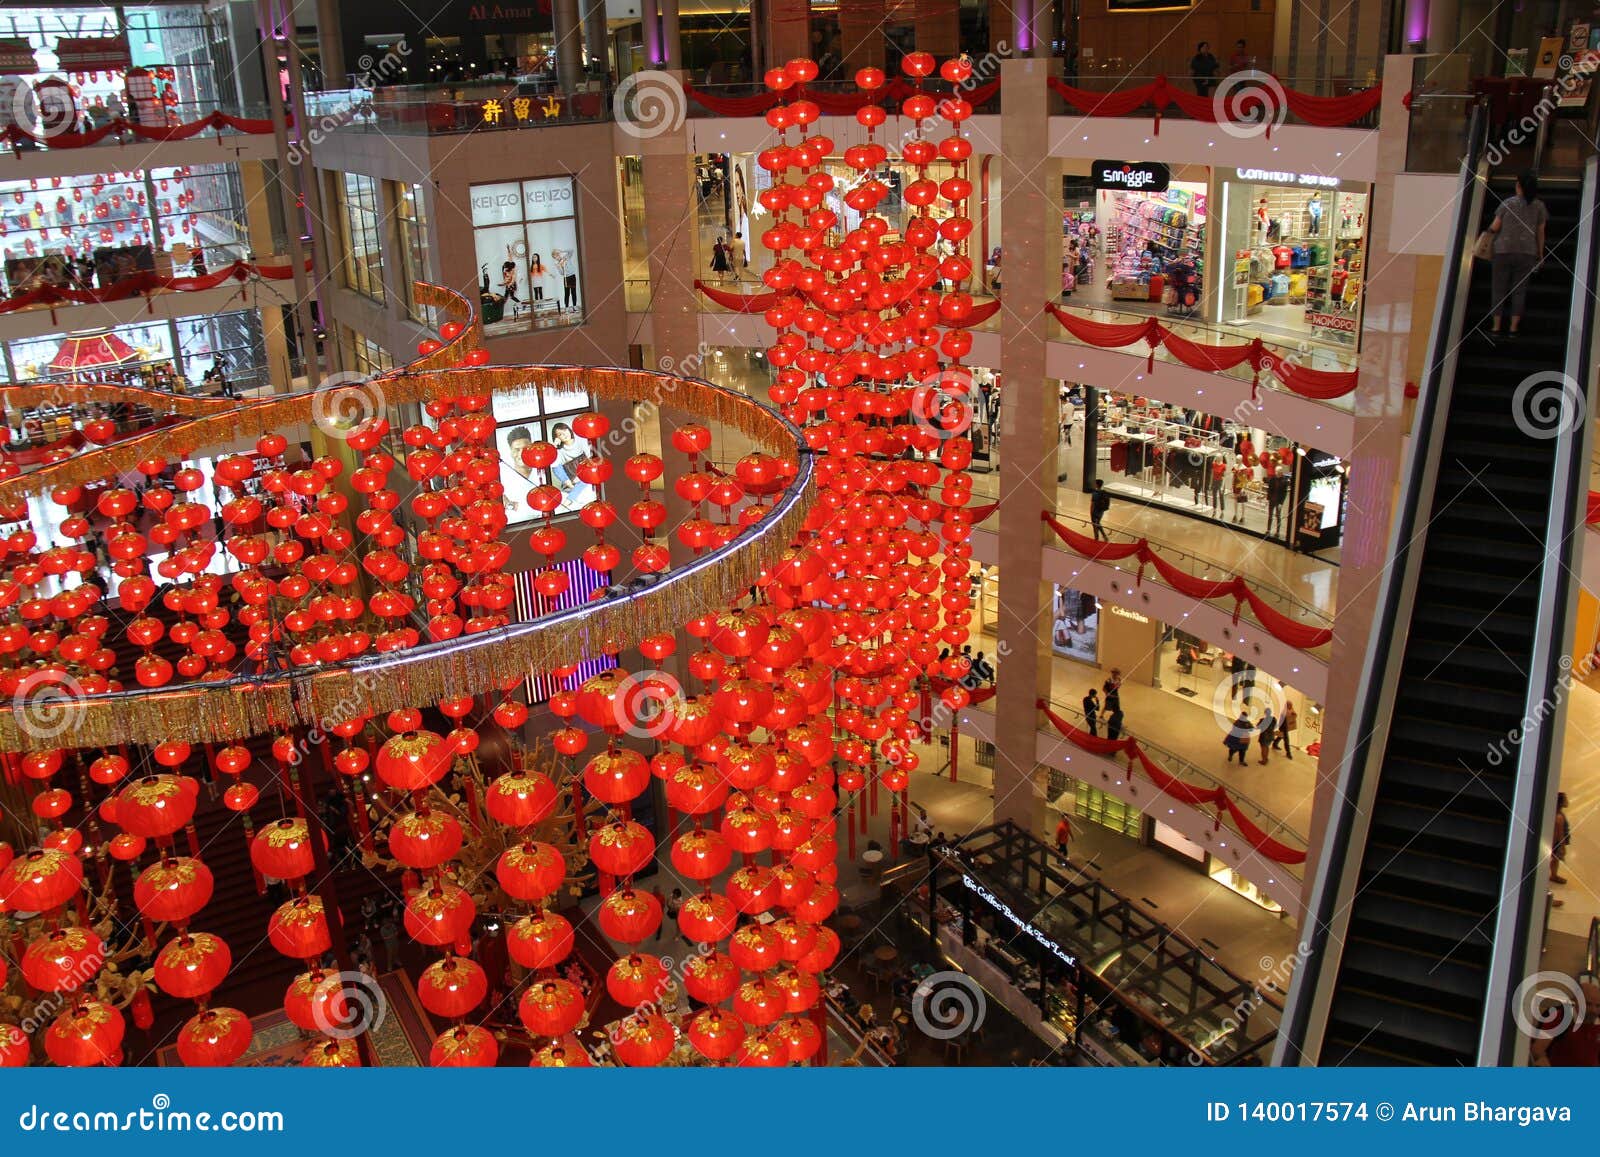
[1277,135,1600,1064]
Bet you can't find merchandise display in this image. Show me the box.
[1098,183,1205,315]
[1085,390,1317,543]
[1222,175,1369,348]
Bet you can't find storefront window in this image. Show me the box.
[470,177,582,335]
[1219,170,1368,350]
[4,309,263,393]
[340,326,391,378]
[395,181,429,320]
[1061,176,1206,318]
[1050,586,1100,664]
[336,173,384,303]
[0,164,237,297]
[1071,783,1144,838]
[1082,387,1345,551]
[618,157,649,311]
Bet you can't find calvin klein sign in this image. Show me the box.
[1093,160,1170,192]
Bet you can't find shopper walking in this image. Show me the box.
[1054,815,1072,858]
[1228,39,1253,72]
[1191,42,1220,96]
[1487,171,1547,337]
[1224,712,1252,764]
[1550,792,1571,905]
[1256,706,1277,765]
[1274,703,1297,758]
[1104,703,1125,742]
[709,235,733,281]
[1082,688,1100,737]
[1102,668,1122,714]
[1090,479,1111,541]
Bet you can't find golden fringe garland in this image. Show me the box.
[0,282,814,752]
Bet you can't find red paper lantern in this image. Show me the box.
[133,857,213,923]
[496,841,566,901]
[485,769,559,827]
[417,956,488,1018]
[374,730,452,791]
[430,1024,498,1067]
[21,926,104,992]
[507,910,574,970]
[44,1000,124,1067]
[176,1007,253,1066]
[153,932,232,999]
[387,810,464,869]
[519,978,585,1037]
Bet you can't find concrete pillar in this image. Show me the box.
[238,159,293,393]
[638,101,701,569]
[582,0,609,78]
[840,0,885,72]
[990,58,1061,832]
[1014,0,1053,58]
[1300,59,1420,912]
[763,0,812,70]
[919,3,960,58]
[660,0,683,71]
[554,0,584,94]
[315,0,345,85]
[641,0,663,66]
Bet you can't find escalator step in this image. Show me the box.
[1347,890,1494,964]
[1401,677,1526,719]
[1386,715,1525,763]
[1380,758,1513,817]
[1402,638,1530,688]
[1359,843,1500,912]
[1410,602,1536,649]
[1369,797,1509,858]
[1323,991,1477,1066]
[1341,940,1487,1013]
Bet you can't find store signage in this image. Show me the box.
[466,2,550,20]
[1306,311,1357,333]
[1108,605,1150,624]
[1308,454,1341,470]
[1234,168,1341,189]
[1093,160,1170,192]
[962,876,1078,968]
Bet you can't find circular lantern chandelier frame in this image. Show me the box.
[0,284,815,752]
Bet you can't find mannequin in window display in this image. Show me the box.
[1231,458,1254,523]
[1209,455,1227,514]
[1306,192,1323,236]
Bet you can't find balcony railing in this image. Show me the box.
[302,84,611,138]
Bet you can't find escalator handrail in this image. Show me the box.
[1481,153,1600,1064]
[1273,101,1490,1066]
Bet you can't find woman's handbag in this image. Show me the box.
[1472,230,1495,260]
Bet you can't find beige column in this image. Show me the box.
[761,0,812,71]
[315,0,345,85]
[840,0,885,72]
[238,159,293,393]
[638,100,702,572]
[990,58,1062,831]
[1300,60,1419,911]
[918,3,960,58]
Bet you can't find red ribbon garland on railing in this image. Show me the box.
[1037,701,1306,864]
[2,108,288,150]
[1041,512,1333,650]
[1045,75,1382,137]
[692,280,1001,328]
[0,258,311,316]
[1043,302,1358,400]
